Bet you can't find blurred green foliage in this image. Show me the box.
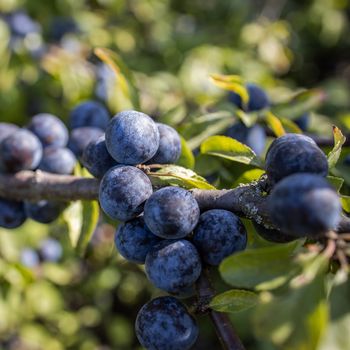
[0,0,350,349]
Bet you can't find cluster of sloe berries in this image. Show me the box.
[90,110,247,349]
[0,100,114,229]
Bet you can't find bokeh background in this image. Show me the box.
[0,0,350,349]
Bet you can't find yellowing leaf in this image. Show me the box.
[328,126,346,169]
[265,112,286,137]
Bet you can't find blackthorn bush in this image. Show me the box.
[145,239,202,294]
[268,173,341,237]
[135,296,199,350]
[105,110,160,165]
[81,135,117,178]
[0,123,19,143]
[229,83,270,112]
[27,113,69,148]
[193,209,247,266]
[147,123,182,164]
[99,165,153,221]
[265,133,328,184]
[144,186,200,239]
[0,198,26,229]
[38,147,76,175]
[25,200,65,224]
[115,216,161,264]
[68,127,104,158]
[0,129,43,173]
[69,101,110,130]
[226,122,266,155]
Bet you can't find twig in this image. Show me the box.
[196,269,245,350]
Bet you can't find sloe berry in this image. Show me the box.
[135,296,199,350]
[0,198,26,229]
[105,110,160,165]
[0,129,43,173]
[268,173,341,237]
[20,248,39,268]
[0,123,19,143]
[99,165,153,221]
[145,239,202,294]
[229,83,270,112]
[69,101,110,130]
[147,123,182,164]
[27,113,68,148]
[193,209,247,266]
[294,113,310,131]
[81,135,117,178]
[39,238,63,262]
[25,200,66,224]
[68,127,104,158]
[265,133,328,184]
[115,216,161,264]
[144,186,200,239]
[38,147,76,174]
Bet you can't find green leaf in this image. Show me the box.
[94,47,140,110]
[76,200,100,256]
[328,126,346,169]
[340,195,350,213]
[182,111,234,150]
[149,165,216,190]
[232,168,265,187]
[219,242,301,290]
[161,104,187,126]
[200,135,264,168]
[210,289,259,313]
[176,136,195,170]
[265,112,286,137]
[62,201,83,248]
[272,89,326,119]
[210,74,249,105]
[280,117,303,134]
[254,259,329,350]
[327,175,344,192]
[236,109,258,127]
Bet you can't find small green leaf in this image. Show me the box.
[341,195,350,213]
[280,117,303,134]
[232,168,265,187]
[265,112,286,137]
[76,200,100,256]
[94,47,140,110]
[236,110,258,127]
[273,89,326,119]
[219,242,301,290]
[149,165,216,190]
[62,201,83,248]
[176,137,195,170]
[210,289,259,313]
[210,74,249,105]
[327,175,344,192]
[200,135,264,168]
[328,126,346,169]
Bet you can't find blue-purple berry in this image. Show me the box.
[38,147,76,175]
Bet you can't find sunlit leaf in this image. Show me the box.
[265,112,286,137]
[200,135,264,168]
[176,137,195,170]
[327,175,344,192]
[341,195,350,213]
[232,168,265,187]
[328,126,346,169]
[280,117,303,134]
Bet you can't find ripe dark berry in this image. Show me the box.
[226,122,266,155]
[147,123,182,164]
[0,123,19,143]
[0,129,43,173]
[294,113,310,131]
[135,296,199,350]
[68,127,104,158]
[265,133,328,184]
[193,209,247,265]
[229,83,270,112]
[145,239,201,294]
[144,187,200,239]
[115,216,161,264]
[99,165,153,221]
[69,101,110,130]
[38,147,77,175]
[25,200,66,224]
[268,173,341,237]
[0,198,26,229]
[81,135,117,178]
[105,110,160,165]
[27,113,68,148]
[253,222,297,243]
